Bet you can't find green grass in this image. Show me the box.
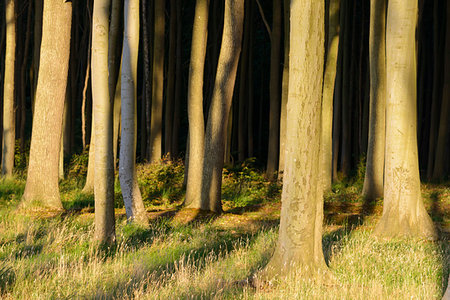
[0,162,448,299]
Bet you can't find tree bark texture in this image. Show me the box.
[120,0,148,225]
[374,0,436,240]
[261,0,327,280]
[92,0,116,243]
[362,0,386,200]
[21,0,72,210]
[199,0,244,213]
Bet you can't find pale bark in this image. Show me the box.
[2,0,16,177]
[260,0,327,280]
[266,0,282,179]
[92,0,116,243]
[362,0,386,200]
[199,0,244,213]
[374,0,436,240]
[21,0,72,210]
[149,0,165,163]
[184,0,209,209]
[320,0,340,191]
[120,0,148,225]
[32,0,43,100]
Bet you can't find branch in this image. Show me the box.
[255,0,272,42]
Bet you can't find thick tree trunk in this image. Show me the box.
[184,0,209,209]
[362,0,386,200]
[92,0,116,244]
[2,0,16,177]
[199,0,244,213]
[149,0,165,163]
[266,0,282,179]
[120,0,148,225]
[260,0,327,280]
[321,0,340,191]
[374,0,436,240]
[21,0,72,210]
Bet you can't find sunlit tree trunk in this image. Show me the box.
[260,0,327,280]
[120,0,148,225]
[92,0,116,244]
[21,0,72,210]
[149,0,165,163]
[199,0,244,213]
[374,0,437,240]
[362,0,386,200]
[184,0,209,209]
[2,0,16,177]
[321,0,340,191]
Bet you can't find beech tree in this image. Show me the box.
[21,0,72,210]
[260,0,327,280]
[374,0,436,239]
[119,0,148,225]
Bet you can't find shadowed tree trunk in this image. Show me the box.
[120,0,148,225]
[321,0,340,191]
[141,0,151,160]
[362,0,386,200]
[149,0,165,163]
[259,0,328,281]
[2,0,16,177]
[171,0,182,157]
[184,0,209,209]
[92,0,116,244]
[374,0,437,240]
[198,0,244,213]
[20,0,72,210]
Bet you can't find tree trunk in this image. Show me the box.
[374,0,436,240]
[141,0,151,160]
[266,0,282,179]
[171,0,182,158]
[120,0,148,225]
[362,0,386,200]
[2,0,16,177]
[247,0,255,158]
[199,0,244,213]
[432,0,450,180]
[21,0,72,210]
[149,0,165,163]
[321,0,340,191]
[92,0,116,244]
[259,0,327,280]
[32,0,43,102]
[184,0,209,209]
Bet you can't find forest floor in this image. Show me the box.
[0,159,449,299]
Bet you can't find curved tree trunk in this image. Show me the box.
[321,0,340,191]
[120,0,148,226]
[266,0,282,179]
[362,0,386,200]
[374,0,436,240]
[92,0,116,244]
[21,0,72,210]
[260,0,327,281]
[149,0,165,163]
[2,0,16,177]
[184,0,209,209]
[199,0,244,213]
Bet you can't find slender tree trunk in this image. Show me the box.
[149,0,165,163]
[374,0,436,240]
[113,60,122,169]
[141,0,151,160]
[266,0,282,179]
[21,0,72,210]
[247,0,255,158]
[32,0,43,102]
[278,0,289,177]
[2,0,16,177]
[362,0,386,200]
[259,0,327,281]
[92,0,116,244]
[83,119,95,194]
[184,0,209,209]
[321,0,340,191]
[432,1,450,180]
[120,0,148,225]
[171,0,182,158]
[199,0,244,213]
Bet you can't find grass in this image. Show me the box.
[0,161,448,299]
